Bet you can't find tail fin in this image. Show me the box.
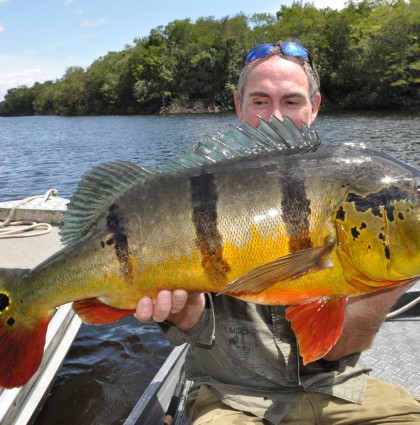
[0,269,53,388]
[0,316,50,388]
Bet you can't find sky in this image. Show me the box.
[0,0,349,100]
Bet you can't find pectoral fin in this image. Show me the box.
[218,238,335,296]
[286,295,347,364]
[73,298,135,325]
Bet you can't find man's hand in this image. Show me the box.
[135,290,206,331]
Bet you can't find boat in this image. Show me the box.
[123,282,420,425]
[124,343,192,425]
[0,192,82,425]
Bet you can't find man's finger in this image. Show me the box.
[135,297,154,322]
[152,290,173,322]
[170,289,189,314]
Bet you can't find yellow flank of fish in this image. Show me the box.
[223,223,290,277]
[222,223,363,304]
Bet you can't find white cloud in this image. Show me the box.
[0,52,87,100]
[0,27,97,100]
[0,22,4,32]
[0,68,43,99]
[81,17,107,28]
[0,0,9,5]
[0,68,43,87]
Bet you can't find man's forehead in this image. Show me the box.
[244,57,309,90]
[248,56,307,81]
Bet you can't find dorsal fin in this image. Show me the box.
[60,161,158,244]
[60,116,321,245]
[157,115,321,172]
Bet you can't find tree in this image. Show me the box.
[1,1,418,115]
[0,86,36,116]
[51,66,88,115]
[132,28,175,111]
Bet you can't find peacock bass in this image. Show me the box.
[0,116,419,389]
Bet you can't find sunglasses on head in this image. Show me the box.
[244,42,313,69]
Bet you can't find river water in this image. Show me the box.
[0,111,419,424]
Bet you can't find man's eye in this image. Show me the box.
[253,99,268,106]
[284,97,305,107]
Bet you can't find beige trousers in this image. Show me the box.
[185,376,420,425]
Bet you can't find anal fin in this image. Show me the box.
[285,295,346,365]
[73,298,135,325]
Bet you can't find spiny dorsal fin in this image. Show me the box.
[157,115,321,172]
[61,117,321,244]
[60,161,158,245]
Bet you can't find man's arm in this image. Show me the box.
[322,282,414,361]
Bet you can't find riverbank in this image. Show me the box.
[160,99,221,114]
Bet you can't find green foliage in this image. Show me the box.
[1,0,419,116]
[0,85,37,116]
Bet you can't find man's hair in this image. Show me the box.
[236,53,321,107]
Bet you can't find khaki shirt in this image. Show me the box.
[160,294,370,424]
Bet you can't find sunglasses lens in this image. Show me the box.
[245,43,274,62]
[280,42,309,59]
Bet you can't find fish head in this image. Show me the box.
[334,172,420,289]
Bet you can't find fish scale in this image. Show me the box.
[0,116,419,389]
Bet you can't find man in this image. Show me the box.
[136,42,420,424]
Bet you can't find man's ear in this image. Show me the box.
[310,92,322,125]
[233,90,244,120]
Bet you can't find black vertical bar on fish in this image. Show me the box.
[106,203,133,278]
[190,173,230,284]
[281,165,313,252]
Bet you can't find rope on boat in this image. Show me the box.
[386,294,420,319]
[0,189,58,239]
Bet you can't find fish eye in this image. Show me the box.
[417,179,420,195]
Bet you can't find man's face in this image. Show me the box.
[234,55,321,128]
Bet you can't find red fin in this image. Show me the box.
[73,298,135,325]
[0,316,50,388]
[285,295,346,365]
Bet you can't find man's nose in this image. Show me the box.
[270,108,284,121]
